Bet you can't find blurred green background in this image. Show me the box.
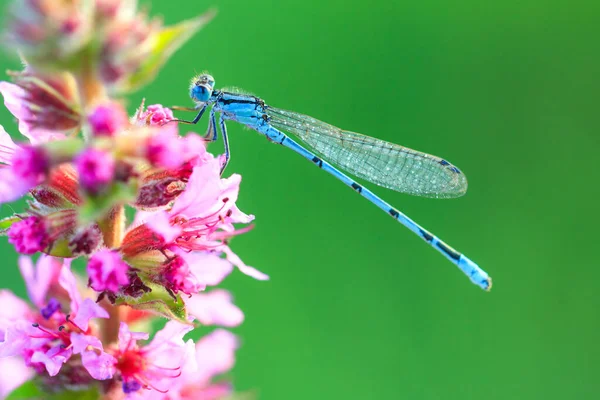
[1,0,599,399]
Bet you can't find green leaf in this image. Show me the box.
[0,215,21,233]
[5,381,43,400]
[121,9,216,93]
[78,181,137,224]
[114,282,190,324]
[5,380,99,400]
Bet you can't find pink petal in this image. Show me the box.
[0,320,45,357]
[170,157,223,218]
[18,255,62,308]
[146,210,181,243]
[185,290,244,327]
[0,125,16,164]
[80,350,116,380]
[58,260,80,313]
[180,251,234,287]
[223,246,269,281]
[71,298,109,332]
[148,320,194,351]
[117,322,148,353]
[31,346,72,376]
[0,291,31,333]
[0,168,34,204]
[70,332,103,354]
[195,329,238,384]
[181,133,207,161]
[0,356,33,398]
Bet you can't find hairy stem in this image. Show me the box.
[98,205,126,248]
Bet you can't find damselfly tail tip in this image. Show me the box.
[483,276,492,292]
[457,255,492,292]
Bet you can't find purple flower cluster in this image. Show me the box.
[0,1,262,399]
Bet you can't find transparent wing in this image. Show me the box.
[267,107,468,198]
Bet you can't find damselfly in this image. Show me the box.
[173,74,491,291]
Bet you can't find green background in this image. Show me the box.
[1,0,598,399]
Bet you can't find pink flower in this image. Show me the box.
[75,148,115,194]
[88,103,129,137]
[110,321,195,394]
[146,155,268,281]
[0,262,112,379]
[87,249,131,292]
[7,216,51,255]
[137,104,175,126]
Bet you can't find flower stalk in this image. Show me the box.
[0,1,258,399]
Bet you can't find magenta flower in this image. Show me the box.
[7,216,51,255]
[88,103,129,137]
[7,210,79,255]
[87,249,131,293]
[75,148,116,194]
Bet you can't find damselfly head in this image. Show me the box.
[189,73,215,103]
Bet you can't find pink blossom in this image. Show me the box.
[185,289,244,327]
[111,321,196,394]
[7,216,50,255]
[88,103,129,137]
[0,263,111,379]
[148,155,268,281]
[87,249,131,292]
[75,148,115,194]
[139,104,175,126]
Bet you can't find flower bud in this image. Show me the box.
[5,0,94,69]
[7,216,50,254]
[75,148,116,194]
[11,145,49,183]
[87,249,130,292]
[0,69,81,142]
[87,102,129,137]
[99,12,159,86]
